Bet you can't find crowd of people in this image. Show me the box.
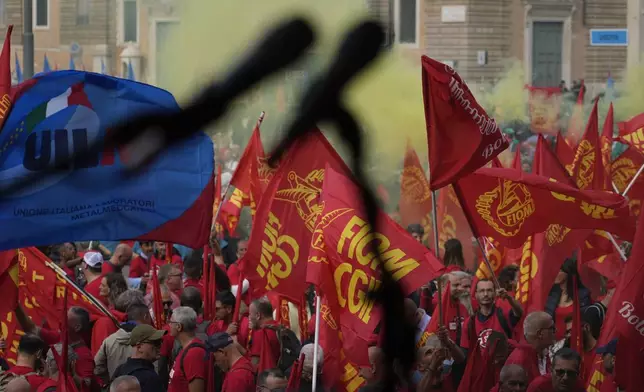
[0,226,621,392]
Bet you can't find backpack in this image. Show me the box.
[263,324,301,372]
[0,370,37,392]
[170,320,212,366]
[465,307,513,345]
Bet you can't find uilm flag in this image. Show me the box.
[306,166,444,345]
[239,129,351,302]
[398,143,433,242]
[421,56,508,190]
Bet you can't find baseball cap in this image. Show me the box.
[205,332,234,352]
[596,338,617,355]
[128,324,166,346]
[83,251,103,267]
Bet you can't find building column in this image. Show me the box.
[627,0,644,67]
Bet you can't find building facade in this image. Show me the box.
[368,0,630,92]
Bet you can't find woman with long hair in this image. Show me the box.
[443,239,466,272]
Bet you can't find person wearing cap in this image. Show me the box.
[111,324,165,392]
[82,251,107,305]
[207,332,255,392]
[594,339,619,392]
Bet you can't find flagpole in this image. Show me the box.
[605,233,628,261]
[211,111,266,230]
[431,190,443,326]
[311,295,321,392]
[621,163,644,198]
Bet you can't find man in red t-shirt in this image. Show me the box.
[505,311,556,384]
[226,240,251,307]
[6,334,56,391]
[15,305,96,391]
[212,291,250,348]
[102,244,133,275]
[81,251,106,305]
[460,279,523,350]
[527,348,585,392]
[248,298,281,372]
[208,332,255,392]
[129,241,154,278]
[151,242,182,270]
[167,306,206,392]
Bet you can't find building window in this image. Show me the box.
[34,0,49,28]
[123,0,138,43]
[77,0,90,25]
[395,0,418,45]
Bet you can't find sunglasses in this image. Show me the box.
[554,368,579,378]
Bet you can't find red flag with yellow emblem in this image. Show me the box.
[555,132,575,174]
[239,129,351,302]
[306,166,444,342]
[612,147,644,217]
[567,100,604,191]
[452,167,634,249]
[421,56,509,190]
[398,143,433,242]
[600,103,615,191]
[618,112,644,155]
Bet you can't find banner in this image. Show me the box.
[526,86,561,134]
[0,71,214,250]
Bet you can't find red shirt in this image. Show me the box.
[184,278,204,296]
[84,276,106,305]
[227,263,251,306]
[250,320,281,370]
[8,365,55,390]
[101,261,121,275]
[90,316,119,357]
[129,255,150,278]
[222,356,255,392]
[167,339,207,392]
[581,350,598,385]
[527,374,585,392]
[460,306,517,349]
[505,343,549,384]
[151,255,183,270]
[554,303,573,341]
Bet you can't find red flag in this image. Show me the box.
[617,112,644,155]
[609,207,644,390]
[399,143,433,241]
[421,56,509,189]
[511,145,523,171]
[0,26,14,132]
[555,132,575,174]
[526,86,561,135]
[600,103,615,191]
[453,167,634,248]
[306,166,445,342]
[612,147,644,217]
[151,265,164,329]
[212,165,223,229]
[239,129,351,302]
[568,100,603,191]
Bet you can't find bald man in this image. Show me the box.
[110,375,141,392]
[505,312,556,383]
[6,377,30,392]
[103,244,133,274]
[498,364,528,392]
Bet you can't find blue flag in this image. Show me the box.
[0,71,214,250]
[14,53,22,83]
[43,55,51,73]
